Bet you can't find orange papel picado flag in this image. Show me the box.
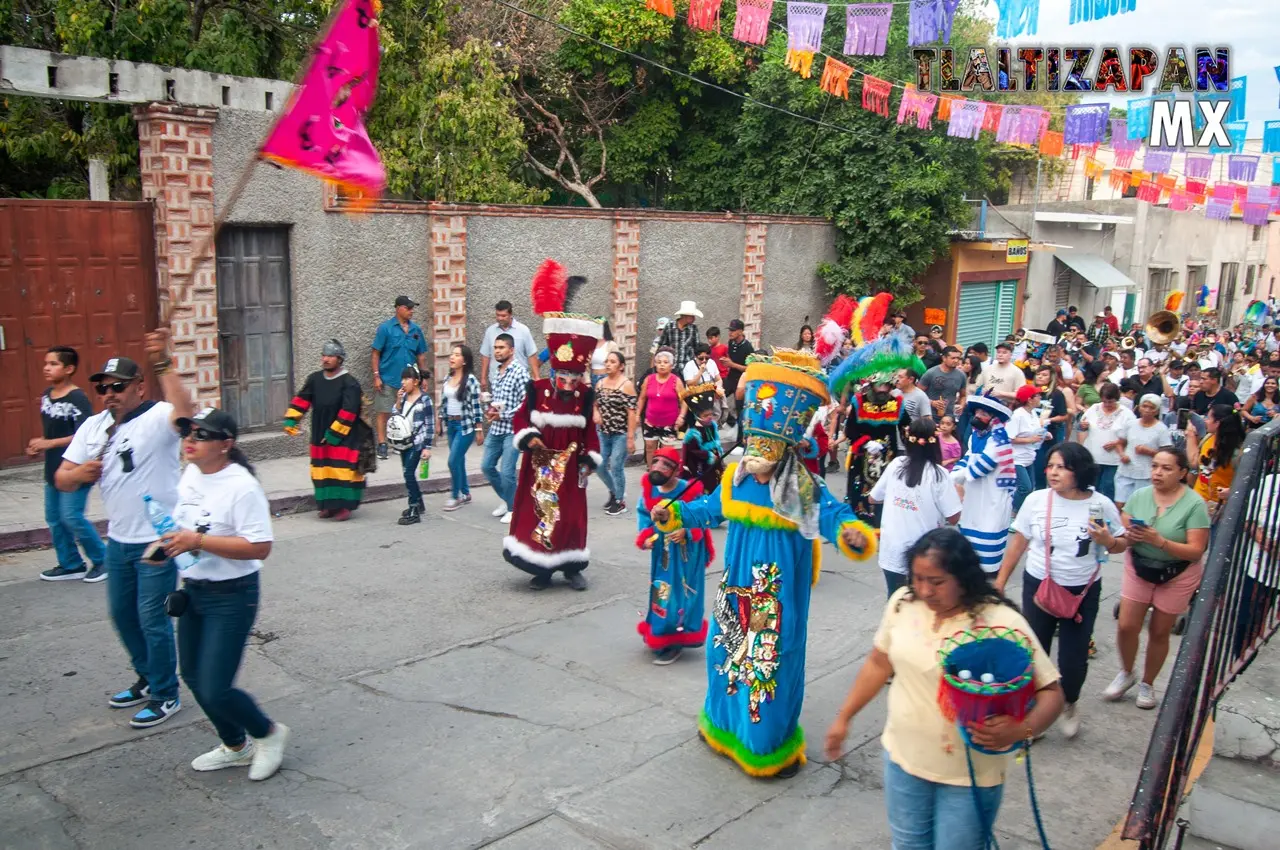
[1038,131,1064,157]
[647,0,676,17]
[259,0,385,198]
[820,57,854,99]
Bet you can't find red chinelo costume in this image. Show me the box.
[503,261,603,583]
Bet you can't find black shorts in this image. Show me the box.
[643,424,677,441]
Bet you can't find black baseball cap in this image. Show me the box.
[394,295,418,309]
[89,357,141,383]
[728,319,745,331]
[175,407,239,440]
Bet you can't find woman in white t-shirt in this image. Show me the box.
[995,442,1125,741]
[1076,382,1136,501]
[868,417,962,596]
[159,408,290,782]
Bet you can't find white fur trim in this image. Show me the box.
[503,536,590,568]
[586,451,602,467]
[513,427,541,449]
[543,316,604,339]
[530,410,587,430]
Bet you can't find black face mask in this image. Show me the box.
[647,470,671,486]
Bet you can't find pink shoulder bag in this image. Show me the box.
[1033,492,1100,623]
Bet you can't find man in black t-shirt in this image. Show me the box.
[1065,306,1088,334]
[30,346,105,583]
[1045,309,1069,338]
[720,319,754,429]
[1192,368,1238,415]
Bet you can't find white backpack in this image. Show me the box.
[386,412,414,453]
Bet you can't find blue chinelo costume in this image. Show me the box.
[657,349,878,777]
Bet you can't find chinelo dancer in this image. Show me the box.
[635,447,717,665]
[649,348,877,779]
[503,260,602,591]
[680,382,725,494]
[953,393,1018,573]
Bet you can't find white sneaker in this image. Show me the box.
[1101,669,1137,701]
[249,723,290,781]
[1060,702,1080,739]
[491,505,507,518]
[442,499,461,512]
[1135,683,1158,710]
[191,741,256,772]
[500,512,513,524]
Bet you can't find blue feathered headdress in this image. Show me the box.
[826,335,927,399]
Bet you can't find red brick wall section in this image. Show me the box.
[612,219,641,360]
[741,223,767,346]
[430,214,468,391]
[135,102,220,406]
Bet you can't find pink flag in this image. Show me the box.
[733,0,774,45]
[1169,190,1191,211]
[259,0,385,195]
[897,88,939,130]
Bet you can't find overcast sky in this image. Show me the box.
[986,0,1279,136]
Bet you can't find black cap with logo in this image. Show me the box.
[394,295,418,309]
[175,407,239,440]
[89,357,142,383]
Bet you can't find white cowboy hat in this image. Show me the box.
[674,300,704,319]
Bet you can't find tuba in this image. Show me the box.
[1144,310,1181,347]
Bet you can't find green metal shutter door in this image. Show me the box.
[996,280,1018,339]
[955,282,998,352]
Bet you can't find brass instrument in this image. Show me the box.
[1119,336,1137,351]
[1144,310,1181,347]
[1057,332,1077,347]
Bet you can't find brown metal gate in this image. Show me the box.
[0,200,158,466]
[215,226,293,431]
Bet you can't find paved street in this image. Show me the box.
[2,467,1165,849]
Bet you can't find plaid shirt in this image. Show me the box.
[395,392,435,451]
[659,321,700,368]
[442,373,484,436]
[1088,323,1110,346]
[487,360,530,437]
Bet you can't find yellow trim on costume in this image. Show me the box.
[719,464,801,532]
[812,538,823,586]
[655,506,683,534]
[742,363,830,403]
[310,466,363,482]
[699,722,808,777]
[837,519,878,562]
[285,408,305,421]
[329,420,352,437]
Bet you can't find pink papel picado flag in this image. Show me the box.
[259,0,386,197]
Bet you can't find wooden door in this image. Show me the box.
[216,227,293,431]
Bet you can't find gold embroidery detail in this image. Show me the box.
[530,441,578,549]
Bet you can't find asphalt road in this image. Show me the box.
[1,467,1165,849]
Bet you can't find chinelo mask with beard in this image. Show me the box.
[865,379,893,405]
[972,409,993,432]
[552,370,579,397]
[648,450,681,486]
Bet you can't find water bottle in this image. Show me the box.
[143,495,197,571]
[418,457,430,480]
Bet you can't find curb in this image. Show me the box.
[0,451,658,555]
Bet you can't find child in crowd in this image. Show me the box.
[391,365,434,526]
[32,346,106,583]
[937,414,962,470]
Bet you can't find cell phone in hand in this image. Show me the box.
[143,542,170,563]
[1129,518,1147,528]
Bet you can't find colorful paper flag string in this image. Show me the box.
[996,105,1045,145]
[787,2,827,53]
[947,100,986,140]
[1064,104,1109,145]
[908,0,960,46]
[1143,149,1174,175]
[937,93,964,122]
[1070,0,1136,24]
[732,0,773,45]
[1070,142,1098,160]
[786,49,817,79]
[687,0,723,31]
[1243,203,1270,226]
[844,4,892,56]
[1038,131,1063,157]
[820,57,854,99]
[1169,189,1191,212]
[646,0,675,17]
[259,0,386,197]
[1247,185,1273,205]
[1114,148,1137,169]
[1274,158,1280,187]
[897,86,939,129]
[1184,152,1214,180]
[981,103,1003,135]
[1205,197,1232,221]
[1137,180,1161,203]
[1185,178,1207,197]
[861,75,892,117]
[1211,121,1248,155]
[992,0,1039,38]
[1228,155,1259,183]
[1084,157,1104,180]
[1263,121,1280,155]
[1228,76,1247,123]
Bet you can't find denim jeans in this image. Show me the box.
[1013,464,1035,513]
[883,751,1004,850]
[106,539,178,700]
[481,433,518,510]
[401,448,423,506]
[44,482,105,569]
[177,573,272,747]
[445,420,473,500]
[598,432,629,502]
[883,569,909,598]
[1022,574,1101,704]
[1096,464,1118,501]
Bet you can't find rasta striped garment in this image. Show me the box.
[283,370,366,511]
[952,423,1016,572]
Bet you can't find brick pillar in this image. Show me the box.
[135,103,220,406]
[741,222,768,346]
[430,214,468,391]
[612,219,641,360]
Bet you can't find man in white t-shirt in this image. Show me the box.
[57,331,194,730]
[979,343,1027,406]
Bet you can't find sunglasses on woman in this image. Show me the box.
[179,424,230,442]
[95,380,134,395]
